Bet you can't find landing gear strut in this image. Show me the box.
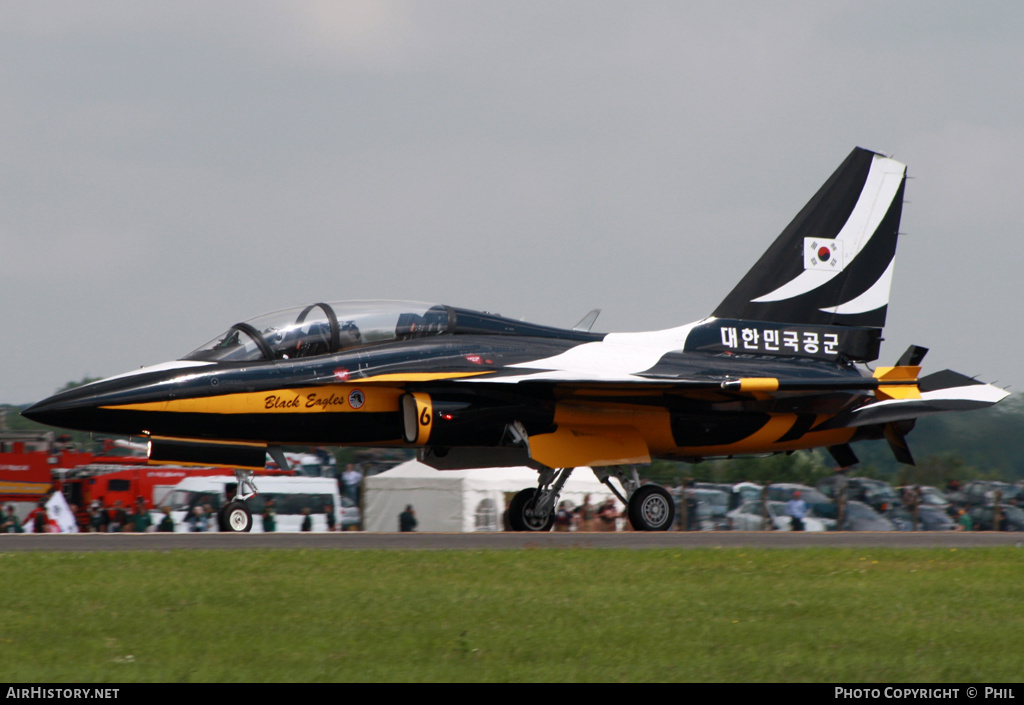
[508,488,555,531]
[508,465,675,532]
[508,467,573,532]
[593,466,675,531]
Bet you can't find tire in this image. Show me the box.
[628,485,675,531]
[223,501,253,533]
[508,488,555,532]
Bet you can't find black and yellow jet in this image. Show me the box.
[23,147,1007,532]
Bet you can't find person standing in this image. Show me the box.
[188,506,208,532]
[157,507,175,532]
[1,505,21,533]
[89,501,108,533]
[786,490,807,531]
[342,464,363,504]
[957,508,973,532]
[31,502,49,533]
[399,505,417,532]
[129,497,151,533]
[107,501,127,532]
[597,499,619,531]
[576,495,596,532]
[554,501,574,531]
[261,498,277,532]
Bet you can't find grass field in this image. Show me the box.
[1,547,1022,682]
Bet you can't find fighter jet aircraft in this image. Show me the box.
[23,147,1008,532]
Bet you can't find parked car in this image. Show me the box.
[727,500,830,532]
[884,506,956,531]
[693,482,744,510]
[960,481,1023,509]
[818,476,899,512]
[733,482,766,507]
[839,500,895,531]
[765,483,835,518]
[916,486,952,512]
[691,488,731,531]
[968,504,1024,532]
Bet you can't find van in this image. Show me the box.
[158,475,358,532]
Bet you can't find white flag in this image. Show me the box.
[45,491,79,533]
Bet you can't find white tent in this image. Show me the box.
[363,459,619,532]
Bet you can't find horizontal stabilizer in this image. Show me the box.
[817,371,1009,430]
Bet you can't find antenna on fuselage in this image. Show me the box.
[573,309,601,332]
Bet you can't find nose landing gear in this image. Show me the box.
[218,469,259,533]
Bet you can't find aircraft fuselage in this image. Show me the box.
[25,330,878,464]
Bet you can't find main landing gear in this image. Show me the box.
[218,469,260,533]
[507,466,675,532]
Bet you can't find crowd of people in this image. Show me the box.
[550,495,626,532]
[8,471,1019,534]
[0,495,174,534]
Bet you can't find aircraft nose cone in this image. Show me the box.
[20,375,166,435]
[21,398,57,424]
[21,388,103,430]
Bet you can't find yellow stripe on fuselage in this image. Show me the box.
[101,385,405,414]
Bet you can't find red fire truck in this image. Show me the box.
[0,431,295,524]
[0,431,104,504]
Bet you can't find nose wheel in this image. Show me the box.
[220,501,253,533]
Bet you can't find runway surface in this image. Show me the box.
[2,531,1022,551]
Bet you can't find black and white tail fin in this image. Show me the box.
[713,147,907,329]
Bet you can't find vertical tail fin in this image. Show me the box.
[713,148,907,328]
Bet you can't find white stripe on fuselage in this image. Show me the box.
[461,322,701,383]
[94,360,215,385]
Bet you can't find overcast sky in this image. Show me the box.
[4,2,1023,405]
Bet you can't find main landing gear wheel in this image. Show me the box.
[628,485,675,531]
[508,487,555,532]
[221,501,253,533]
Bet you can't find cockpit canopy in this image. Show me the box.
[183,301,450,363]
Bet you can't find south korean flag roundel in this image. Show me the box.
[804,238,844,271]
